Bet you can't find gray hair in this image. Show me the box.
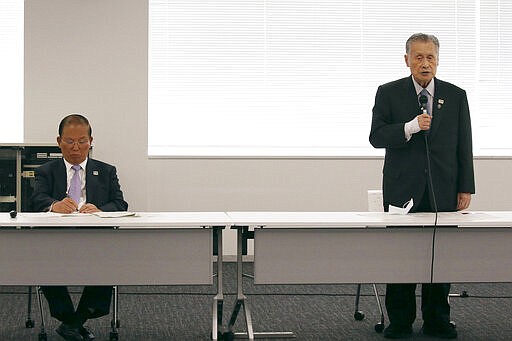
[406,33,440,55]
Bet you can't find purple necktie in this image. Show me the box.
[68,164,81,204]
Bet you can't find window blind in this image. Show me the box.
[0,0,23,143]
[149,0,512,157]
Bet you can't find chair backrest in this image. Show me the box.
[367,189,383,212]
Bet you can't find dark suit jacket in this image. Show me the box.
[31,158,128,212]
[369,76,475,212]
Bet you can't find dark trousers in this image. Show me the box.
[385,188,451,327]
[41,286,112,325]
[385,283,451,327]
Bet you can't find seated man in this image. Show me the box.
[31,114,128,341]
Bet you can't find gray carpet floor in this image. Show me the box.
[1,262,512,340]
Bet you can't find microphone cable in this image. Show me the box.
[425,131,439,284]
[419,94,439,284]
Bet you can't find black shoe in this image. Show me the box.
[56,323,84,341]
[383,324,413,339]
[422,322,458,339]
[79,325,95,341]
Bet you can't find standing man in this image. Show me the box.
[369,33,475,339]
[31,114,128,341]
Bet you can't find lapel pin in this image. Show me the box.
[93,170,99,176]
[437,99,444,110]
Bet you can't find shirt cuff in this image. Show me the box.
[47,200,58,212]
[404,117,421,141]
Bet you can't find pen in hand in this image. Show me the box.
[66,194,80,212]
[51,196,79,214]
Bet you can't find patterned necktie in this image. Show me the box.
[68,164,81,204]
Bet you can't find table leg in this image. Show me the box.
[226,226,295,340]
[213,227,224,340]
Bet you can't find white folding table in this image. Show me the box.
[434,211,512,283]
[0,211,229,340]
[225,211,438,340]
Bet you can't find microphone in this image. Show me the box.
[419,94,430,136]
[419,95,428,115]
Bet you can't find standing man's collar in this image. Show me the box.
[411,75,435,97]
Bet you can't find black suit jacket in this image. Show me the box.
[31,158,128,212]
[369,76,475,212]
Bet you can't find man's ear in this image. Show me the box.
[404,54,410,67]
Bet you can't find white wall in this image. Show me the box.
[23,0,512,256]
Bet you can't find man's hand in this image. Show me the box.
[51,199,101,214]
[79,203,101,213]
[51,197,78,213]
[457,192,471,211]
[417,113,432,131]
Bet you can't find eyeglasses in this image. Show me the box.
[62,138,90,146]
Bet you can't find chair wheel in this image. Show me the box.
[222,331,235,341]
[375,322,385,333]
[25,319,35,328]
[354,310,365,320]
[38,332,47,341]
[110,331,119,341]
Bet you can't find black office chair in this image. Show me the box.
[354,283,385,332]
[25,285,120,341]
